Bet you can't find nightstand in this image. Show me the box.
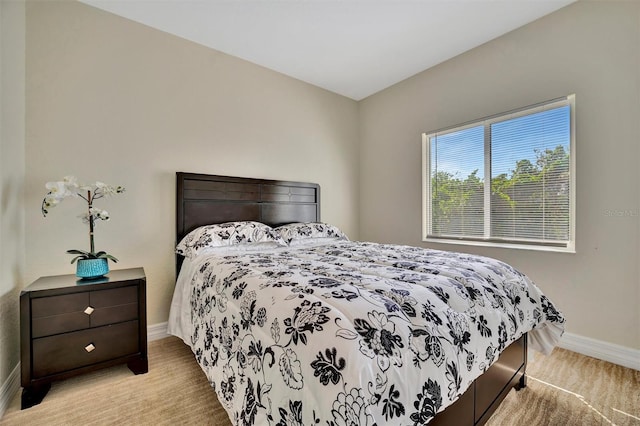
[20,267,148,409]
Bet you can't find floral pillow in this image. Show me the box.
[274,222,349,246]
[176,221,286,258]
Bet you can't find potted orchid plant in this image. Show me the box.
[42,176,125,278]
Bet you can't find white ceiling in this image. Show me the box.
[80,0,575,100]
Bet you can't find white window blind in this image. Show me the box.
[422,95,575,251]
[430,125,485,237]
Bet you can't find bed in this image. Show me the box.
[168,172,565,426]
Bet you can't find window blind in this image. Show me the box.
[490,106,571,243]
[430,125,484,237]
[423,95,574,251]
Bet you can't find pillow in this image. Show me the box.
[176,221,286,258]
[275,222,349,246]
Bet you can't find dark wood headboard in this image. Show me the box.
[176,172,321,273]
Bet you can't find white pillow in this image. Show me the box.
[176,221,286,259]
[274,222,349,246]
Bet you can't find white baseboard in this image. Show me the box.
[148,321,170,341]
[0,363,20,419]
[558,332,640,371]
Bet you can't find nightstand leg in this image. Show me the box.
[515,373,527,390]
[127,356,148,375]
[21,383,51,409]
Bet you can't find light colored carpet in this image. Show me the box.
[1,337,228,426]
[489,348,640,426]
[1,337,638,425]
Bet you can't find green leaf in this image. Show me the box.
[67,249,118,263]
[102,254,119,263]
[66,249,91,256]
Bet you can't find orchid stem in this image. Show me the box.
[87,190,95,254]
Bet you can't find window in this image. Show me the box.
[422,95,575,252]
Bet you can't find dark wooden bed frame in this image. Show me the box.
[176,172,527,426]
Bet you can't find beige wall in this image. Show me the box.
[359,0,640,350]
[0,0,26,392]
[24,1,360,326]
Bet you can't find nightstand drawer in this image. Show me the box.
[31,292,88,318]
[32,320,139,378]
[90,302,138,327]
[31,293,90,338]
[91,286,137,307]
[90,286,138,327]
[31,286,139,337]
[32,312,90,338]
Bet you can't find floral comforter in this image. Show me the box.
[169,241,564,425]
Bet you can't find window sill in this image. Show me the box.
[422,237,576,253]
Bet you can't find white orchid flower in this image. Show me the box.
[80,208,110,222]
[45,181,72,199]
[42,176,124,260]
[43,196,60,209]
[96,182,124,196]
[96,181,116,196]
[63,175,79,190]
[95,209,110,221]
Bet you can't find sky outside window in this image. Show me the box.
[430,106,570,181]
[430,125,484,180]
[492,106,570,180]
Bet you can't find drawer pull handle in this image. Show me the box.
[84,306,95,315]
[84,343,96,353]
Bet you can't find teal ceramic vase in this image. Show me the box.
[76,258,109,279]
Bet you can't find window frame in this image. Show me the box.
[422,95,576,253]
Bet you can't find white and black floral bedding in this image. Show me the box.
[169,241,564,426]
